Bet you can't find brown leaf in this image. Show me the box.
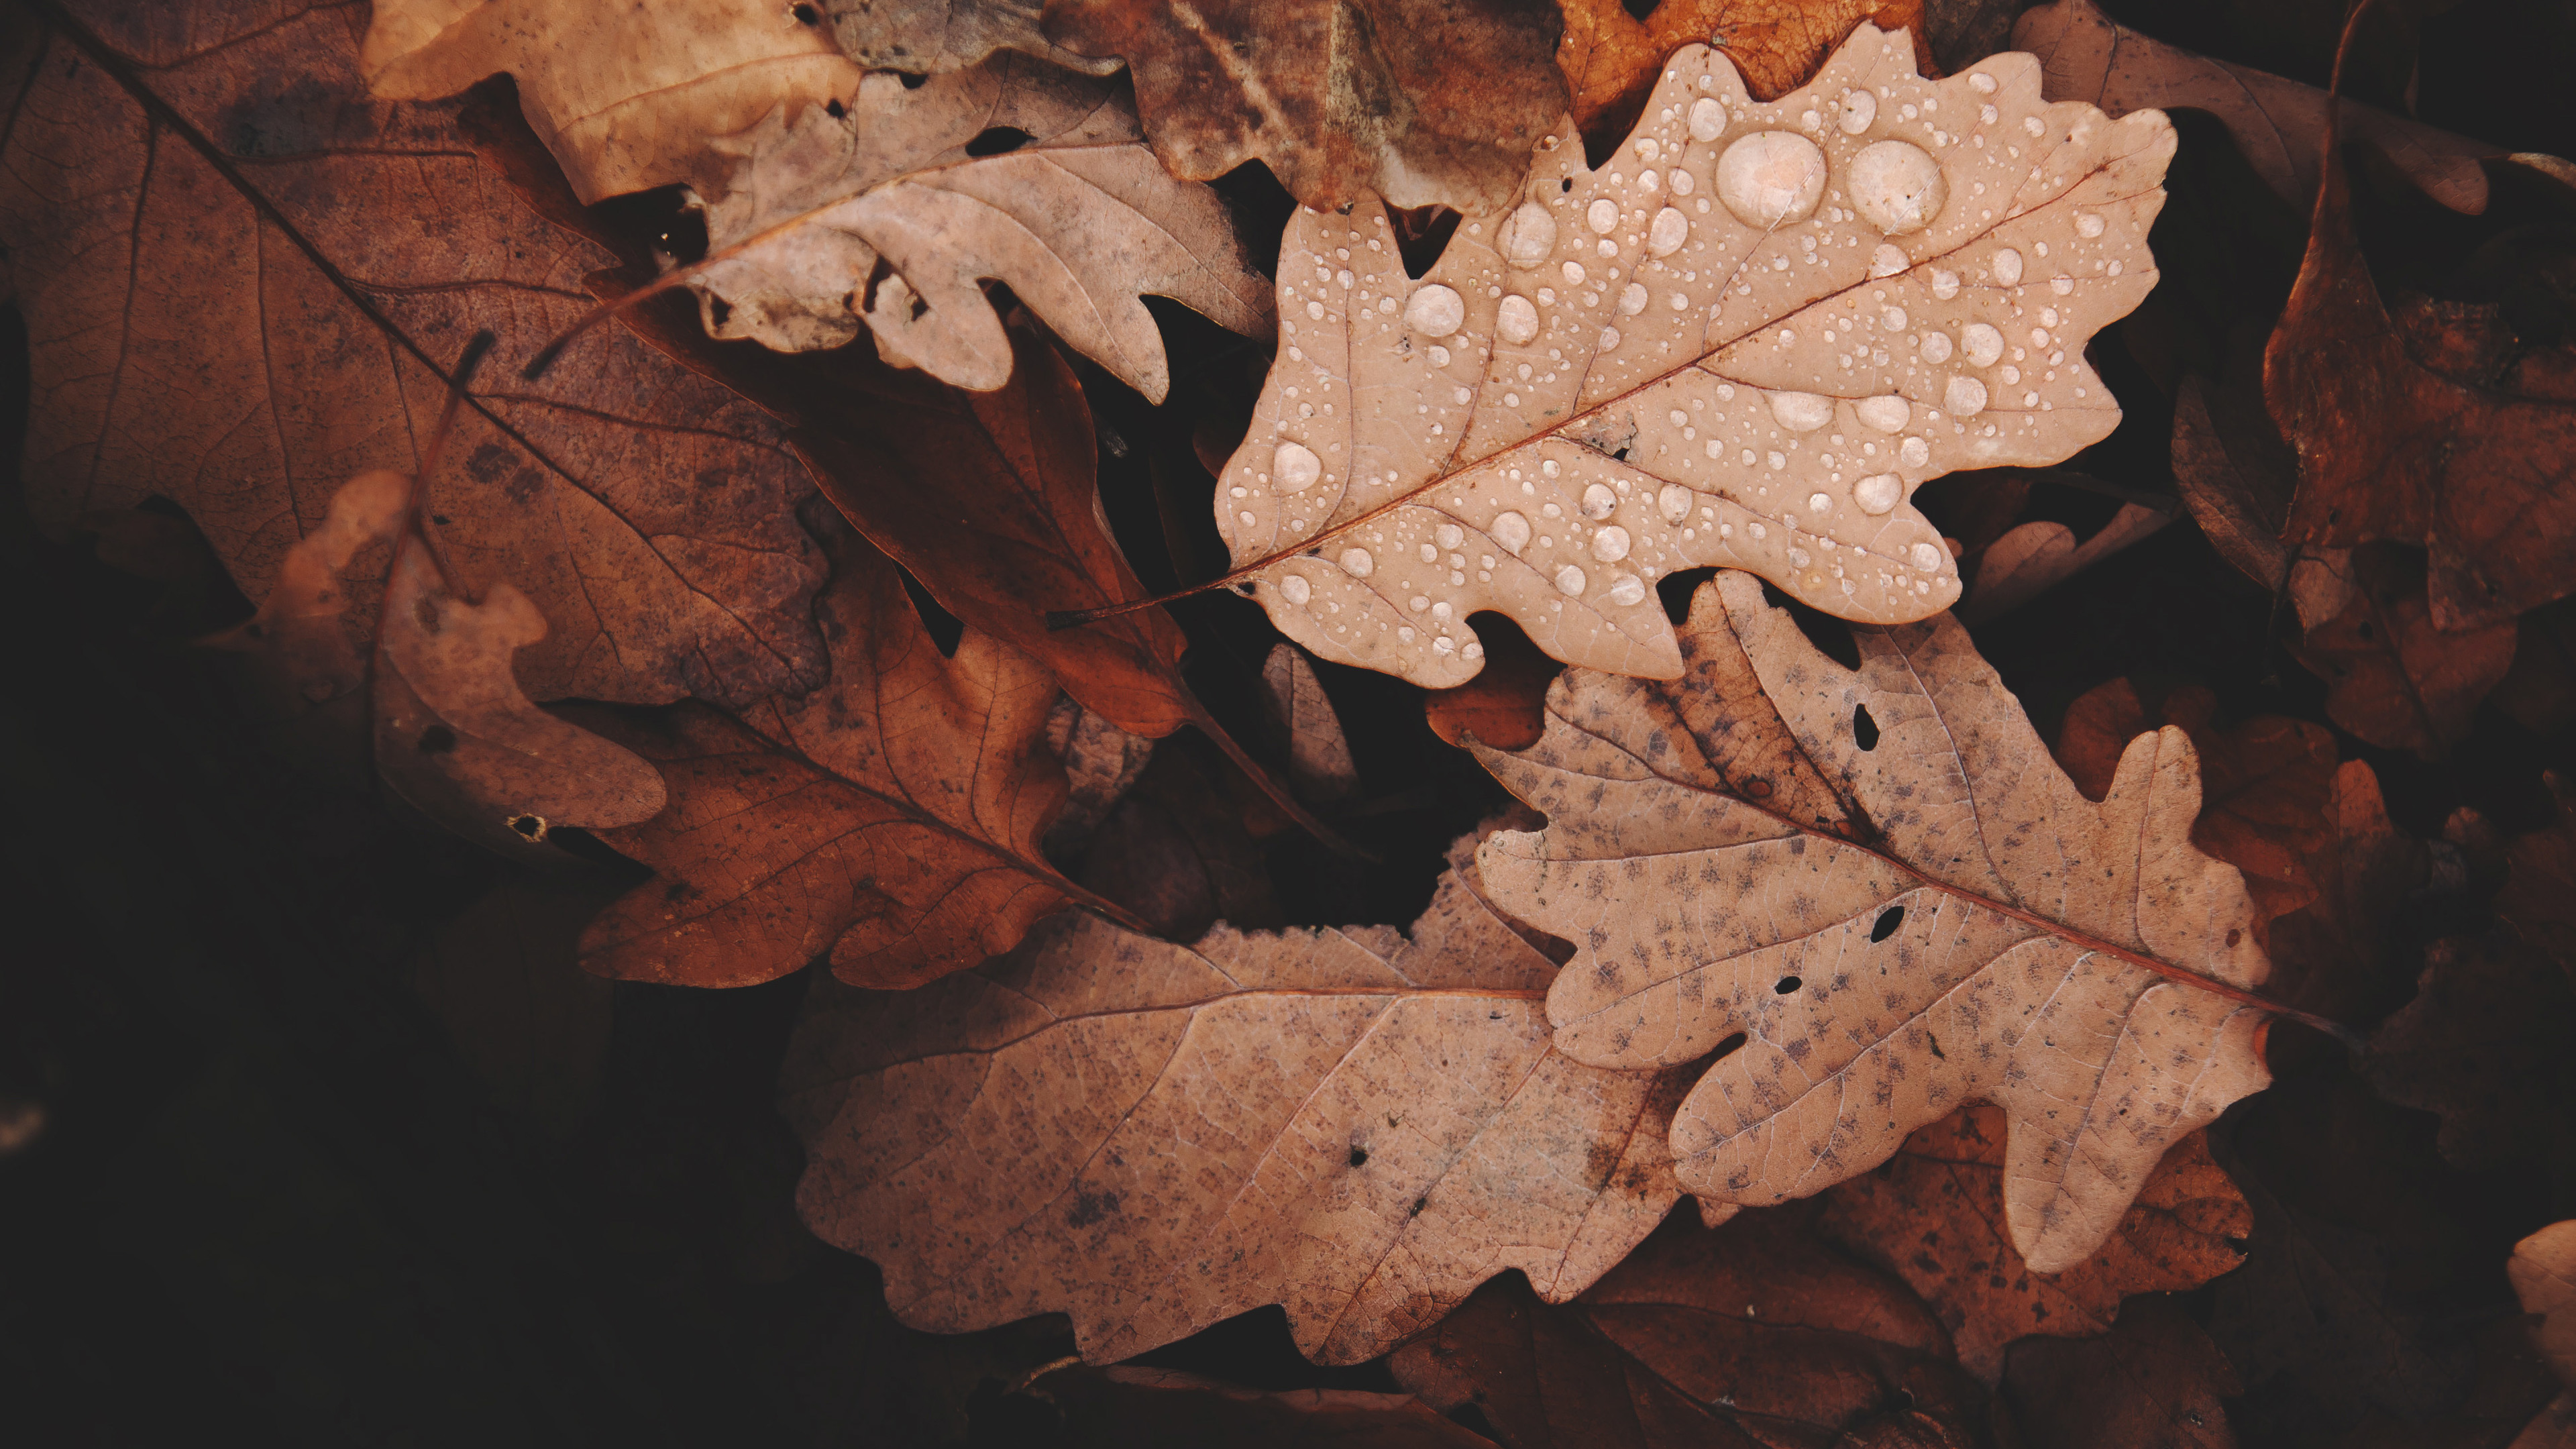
[1389,1208,1986,1449]
[1259,645,1360,806]
[779,834,1693,1363]
[2362,938,2576,1174]
[1425,614,1562,751]
[2288,545,2518,759]
[2500,775,2576,979]
[824,0,1118,77]
[409,876,623,1138]
[1475,572,2275,1274]
[2514,1222,2576,1388]
[1955,500,2172,623]
[1819,1104,2251,1383]
[2263,759,2432,1022]
[569,525,1084,989]
[2000,1297,2241,1449]
[1038,1367,1492,1448]
[1556,0,1933,145]
[1041,0,1570,215]
[1044,695,1156,849]
[201,470,414,718]
[2015,0,2506,216]
[2171,370,2297,598]
[3,6,827,709]
[1073,737,1285,941]
[1213,29,2172,687]
[2262,56,2576,632]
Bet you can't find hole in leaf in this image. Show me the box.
[1870,906,1904,942]
[1348,1145,1369,1168]
[417,724,458,754]
[790,3,819,23]
[898,71,928,90]
[965,126,1032,158]
[825,99,846,119]
[861,254,897,313]
[507,814,547,841]
[1774,975,1803,994]
[1712,1030,1749,1061]
[706,297,732,328]
[1852,702,1879,751]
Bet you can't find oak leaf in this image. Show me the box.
[1554,0,1932,141]
[2514,1221,2576,1386]
[824,0,1118,77]
[1818,1103,2251,1382]
[779,834,1693,1364]
[1955,498,2171,623]
[2261,759,2432,1022]
[3,5,827,709]
[1999,1297,2241,1449]
[1474,572,2275,1273]
[1040,0,1570,216]
[566,522,1093,989]
[2362,937,2576,1175]
[2500,775,2576,978]
[1211,27,2171,688]
[2288,544,2518,759]
[1258,644,1359,806]
[1388,1209,1987,1449]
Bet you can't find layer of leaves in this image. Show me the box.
[2363,936,2576,1175]
[1475,572,2274,1274]
[778,835,1693,1364]
[1042,0,1570,215]
[1818,1104,2251,1383]
[2287,544,2518,759]
[1214,27,2171,687]
[826,0,1118,77]
[3,4,827,709]
[1553,0,1931,142]
[1998,1297,2241,1449]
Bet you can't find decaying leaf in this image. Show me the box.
[569,525,1089,989]
[780,833,1693,1364]
[1212,27,2171,688]
[1389,1208,1987,1449]
[1258,644,1359,805]
[2363,937,2576,1173]
[1045,695,1155,848]
[826,0,1118,77]
[1554,0,1932,142]
[2171,368,2359,629]
[1072,736,1285,941]
[2015,0,2510,216]
[361,0,858,203]
[688,56,1274,400]
[1042,0,1570,216]
[2265,68,2576,633]
[2288,545,2518,759]
[3,7,828,709]
[1819,1104,2251,1383]
[1475,572,2275,1274]
[2000,1297,2241,1449]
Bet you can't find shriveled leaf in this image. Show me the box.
[2000,1297,2241,1449]
[1554,0,1932,142]
[826,0,1117,76]
[1041,1367,1492,1448]
[2515,1222,2576,1387]
[2015,0,2508,216]
[780,836,1693,1364]
[1258,645,1359,805]
[2363,938,2576,1173]
[1389,1208,1987,1449]
[1214,28,2171,688]
[1475,572,2275,1274]
[3,7,827,708]
[1821,1104,2249,1383]
[570,527,1083,989]
[1042,0,1569,215]
[1955,500,2171,623]
[690,57,1274,399]
[2289,545,2517,759]
[2265,85,2576,632]
[361,0,857,203]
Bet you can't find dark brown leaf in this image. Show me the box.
[2288,545,2518,759]
[2000,1297,2241,1449]
[1554,0,1932,146]
[2363,937,2576,1173]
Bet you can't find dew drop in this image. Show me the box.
[1670,168,1695,196]
[1968,71,1997,94]
[1769,391,1833,431]
[1881,305,1908,330]
[1555,564,1588,596]
[1273,441,1322,491]
[1497,294,1540,344]
[1838,89,1878,134]
[1854,473,1901,514]
[1899,435,1930,467]
[1340,546,1374,577]
[1404,283,1465,337]
[1688,97,1726,141]
[1787,545,1812,568]
[1911,541,1946,572]
[1715,131,1827,227]
[1856,395,1911,432]
[1943,375,1988,415]
[1603,572,1646,608]
[1503,203,1556,268]
[1960,322,2003,367]
[2074,211,2106,239]
[1930,269,1960,301]
[1599,326,1622,350]
[1920,331,1954,363]
[1562,260,1587,285]
[1279,574,1311,605]
[1658,484,1692,521]
[1587,199,1620,235]
[1591,525,1631,561]
[1493,511,1531,553]
[1992,247,2023,285]
[1847,140,1945,235]
[1647,207,1689,258]
[1868,244,1908,279]
[1581,483,1617,520]
[1435,523,1464,550]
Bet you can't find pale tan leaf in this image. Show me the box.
[1216,26,2171,688]
[1474,572,2274,1274]
[2512,1221,2576,1395]
[203,470,413,715]
[824,0,1118,77]
[780,835,1694,1364]
[1956,500,2171,623]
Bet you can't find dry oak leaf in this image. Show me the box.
[824,0,1118,77]
[1954,497,2169,623]
[1212,27,2171,690]
[777,835,1694,1364]
[568,525,1091,989]
[202,469,415,717]
[688,55,1273,400]
[2015,0,2514,217]
[1258,643,1360,806]
[2262,759,2430,1023]
[1474,572,2275,1274]
[1389,1208,1987,1449]
[2362,937,2576,1175]
[2265,81,2576,633]
[1040,0,1568,216]
[2514,1222,2576,1387]
[2,5,827,710]
[361,0,858,203]
[1818,1103,2251,1383]
[1554,0,1932,143]
[1999,1296,2241,1449]
[2288,544,2518,760]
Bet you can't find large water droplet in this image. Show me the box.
[1911,541,1946,572]
[1715,132,1827,228]
[1688,97,1725,142]
[1607,573,1647,606]
[1943,375,1988,415]
[1497,294,1540,345]
[1340,546,1375,577]
[1580,483,1617,520]
[1807,492,1833,515]
[1619,283,1648,315]
[1899,436,1930,467]
[1436,523,1464,550]
[1404,283,1464,337]
[1847,140,1945,235]
[1279,574,1312,604]
[1561,260,1587,286]
[1586,199,1619,235]
[1929,269,1960,301]
[1503,203,1556,268]
[1493,511,1531,553]
[1591,526,1631,561]
[1870,242,1909,278]
[1856,395,1911,432]
[1769,391,1833,431]
[1555,564,1588,596]
[1854,473,1902,514]
[1658,484,1692,521]
[1960,322,2003,368]
[1992,247,2024,285]
[1648,207,1689,258]
[1920,331,1953,364]
[2074,211,2106,239]
[1838,89,1878,134]
[1274,441,1322,491]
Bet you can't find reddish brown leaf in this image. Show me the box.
[2290,545,2518,759]
[1554,0,1932,146]
[408,876,623,1138]
[1040,0,1570,215]
[1820,1104,2249,1383]
[2262,759,2433,1023]
[2363,938,2576,1174]
[2000,1297,2241,1449]
[2500,775,2576,979]
[1424,614,1562,752]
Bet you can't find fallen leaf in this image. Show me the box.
[1040,1366,1494,1448]
[1210,28,2171,688]
[1554,0,1933,143]
[2499,774,2576,979]
[201,470,414,717]
[2362,937,2576,1173]
[1424,613,1562,751]
[1999,1297,2241,1449]
[825,0,1118,77]
[2015,0,2508,216]
[780,833,1693,1364]
[1475,572,2275,1274]
[688,56,1275,400]
[1259,644,1360,805]
[1044,694,1155,850]
[2263,51,2576,633]
[1955,500,2172,623]
[2288,545,2518,759]
[409,875,624,1138]
[361,0,858,202]
[568,522,1091,989]
[2263,759,2432,1022]
[1072,735,1285,940]
[1389,1208,1987,1449]
[2514,1222,2576,1385]
[1041,0,1570,215]
[1819,1103,2251,1383]
[2171,366,2357,632]
[3,5,828,708]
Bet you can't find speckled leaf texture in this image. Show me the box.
[1474,572,2273,1274]
[1214,25,2173,688]
[780,835,1695,1364]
